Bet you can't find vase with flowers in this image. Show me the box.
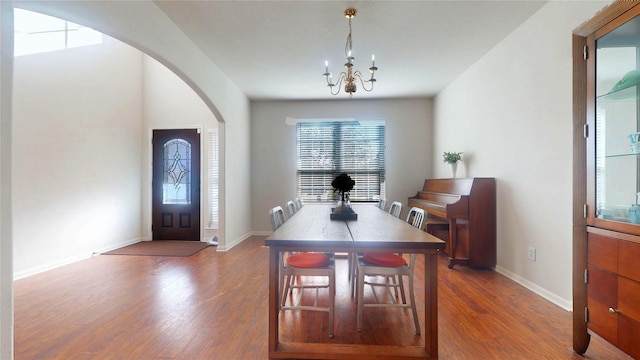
[330,173,358,220]
[443,151,463,178]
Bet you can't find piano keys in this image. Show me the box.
[408,178,496,269]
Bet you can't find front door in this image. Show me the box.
[152,129,201,240]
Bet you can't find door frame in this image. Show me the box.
[144,125,204,242]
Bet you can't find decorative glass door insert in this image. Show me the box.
[163,138,192,205]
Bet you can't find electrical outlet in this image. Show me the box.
[528,246,536,262]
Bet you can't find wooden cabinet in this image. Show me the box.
[573,1,640,357]
[586,230,640,359]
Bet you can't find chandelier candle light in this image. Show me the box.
[323,8,377,98]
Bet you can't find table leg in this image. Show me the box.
[269,247,279,355]
[424,250,439,357]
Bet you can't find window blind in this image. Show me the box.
[208,128,219,228]
[296,120,385,202]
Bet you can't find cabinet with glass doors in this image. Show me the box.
[573,2,640,358]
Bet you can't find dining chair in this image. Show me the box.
[355,207,425,335]
[269,206,336,337]
[385,206,425,299]
[406,206,425,231]
[388,201,402,218]
[286,200,297,218]
[270,206,289,306]
[349,200,399,296]
[269,206,286,231]
[349,200,387,290]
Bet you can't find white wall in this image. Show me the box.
[0,3,13,359]
[12,36,143,277]
[433,1,610,309]
[13,0,252,248]
[4,1,252,355]
[141,55,218,242]
[222,99,252,249]
[251,98,433,232]
[11,35,224,277]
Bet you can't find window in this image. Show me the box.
[14,9,103,57]
[296,120,385,202]
[208,128,219,229]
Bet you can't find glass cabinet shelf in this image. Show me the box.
[597,80,639,101]
[605,152,640,158]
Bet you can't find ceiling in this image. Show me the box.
[154,0,547,101]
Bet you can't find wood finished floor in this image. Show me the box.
[14,236,632,359]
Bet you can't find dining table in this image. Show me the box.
[265,203,445,360]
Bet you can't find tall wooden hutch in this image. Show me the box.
[573,1,640,358]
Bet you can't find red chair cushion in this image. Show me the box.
[286,252,330,268]
[363,252,407,267]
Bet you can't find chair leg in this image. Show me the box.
[398,275,407,304]
[329,269,335,338]
[348,252,353,282]
[281,274,295,308]
[408,272,421,335]
[357,265,365,331]
[279,251,291,309]
[350,253,358,299]
[384,276,396,297]
[396,253,407,305]
[348,253,354,292]
[279,272,286,309]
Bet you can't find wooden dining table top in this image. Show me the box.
[265,204,445,252]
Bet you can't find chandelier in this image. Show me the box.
[323,8,377,97]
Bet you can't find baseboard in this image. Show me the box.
[94,238,142,255]
[494,265,572,311]
[216,231,253,251]
[14,238,142,280]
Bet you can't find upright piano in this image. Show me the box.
[408,178,496,268]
